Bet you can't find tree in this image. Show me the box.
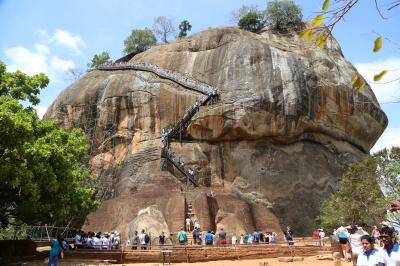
[301,0,400,92]
[265,0,303,33]
[178,20,192,39]
[123,28,157,55]
[231,4,260,23]
[87,51,110,72]
[152,16,176,43]
[320,156,387,232]
[65,68,84,82]
[0,62,99,228]
[0,61,49,106]
[238,11,267,32]
[375,147,400,226]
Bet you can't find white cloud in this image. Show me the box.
[50,56,75,72]
[52,30,85,52]
[5,46,49,75]
[355,58,400,103]
[37,29,85,54]
[371,127,400,153]
[5,43,75,82]
[34,106,48,119]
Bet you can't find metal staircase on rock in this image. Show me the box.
[97,61,220,189]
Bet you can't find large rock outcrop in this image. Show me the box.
[44,27,387,236]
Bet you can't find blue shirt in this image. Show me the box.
[50,239,62,257]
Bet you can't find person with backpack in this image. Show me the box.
[177,227,187,245]
[205,230,214,245]
[159,232,166,245]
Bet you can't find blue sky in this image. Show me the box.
[0,0,399,152]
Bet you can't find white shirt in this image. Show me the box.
[139,233,146,245]
[186,218,191,225]
[74,234,82,245]
[232,235,237,244]
[101,236,109,249]
[239,236,244,244]
[356,249,384,266]
[379,243,400,266]
[92,236,102,249]
[350,230,368,255]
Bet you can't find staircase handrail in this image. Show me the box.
[98,62,219,96]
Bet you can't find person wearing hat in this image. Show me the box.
[318,229,325,247]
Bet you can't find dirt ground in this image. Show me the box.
[14,255,353,266]
[119,257,352,266]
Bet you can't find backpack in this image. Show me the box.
[144,234,150,243]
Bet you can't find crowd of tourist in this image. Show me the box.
[73,230,121,250]
[332,221,400,266]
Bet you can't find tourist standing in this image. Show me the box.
[313,229,319,245]
[318,229,326,247]
[239,234,244,244]
[205,230,214,245]
[159,232,166,245]
[178,227,187,245]
[284,226,294,246]
[131,231,139,250]
[139,229,147,250]
[219,228,227,246]
[232,233,237,245]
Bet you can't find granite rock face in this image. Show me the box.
[44,27,387,236]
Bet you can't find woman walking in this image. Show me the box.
[48,234,64,266]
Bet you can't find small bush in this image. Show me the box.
[238,11,267,32]
[265,0,303,33]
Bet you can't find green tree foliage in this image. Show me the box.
[238,11,267,32]
[0,61,49,105]
[123,28,157,55]
[320,156,387,231]
[178,20,192,39]
[265,0,303,33]
[375,147,400,226]
[0,62,99,228]
[87,51,111,72]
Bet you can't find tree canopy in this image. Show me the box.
[265,0,303,33]
[238,11,267,32]
[87,51,111,72]
[0,62,99,228]
[178,20,192,39]
[123,28,157,55]
[320,147,400,231]
[320,156,387,231]
[0,61,49,106]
